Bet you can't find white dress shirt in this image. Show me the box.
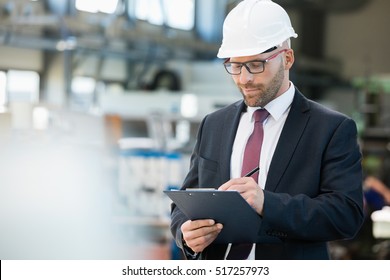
[226,82,295,260]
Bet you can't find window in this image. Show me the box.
[71,76,96,95]
[71,76,96,109]
[7,70,40,103]
[75,0,119,14]
[134,0,194,30]
[1,70,41,109]
[0,71,6,109]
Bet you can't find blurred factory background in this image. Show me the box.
[0,0,389,260]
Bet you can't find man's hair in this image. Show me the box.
[286,39,291,48]
[277,39,291,49]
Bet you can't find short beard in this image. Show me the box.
[240,61,285,107]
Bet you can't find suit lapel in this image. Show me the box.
[265,90,310,192]
[219,101,246,182]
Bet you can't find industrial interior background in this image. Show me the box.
[0,0,389,260]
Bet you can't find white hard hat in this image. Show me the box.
[217,0,298,58]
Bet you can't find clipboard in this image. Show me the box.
[164,189,261,243]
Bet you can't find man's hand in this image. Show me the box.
[181,219,223,253]
[219,177,265,215]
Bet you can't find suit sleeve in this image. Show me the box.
[169,116,205,259]
[261,117,364,241]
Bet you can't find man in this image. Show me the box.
[170,0,364,260]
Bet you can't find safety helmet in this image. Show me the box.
[217,0,298,58]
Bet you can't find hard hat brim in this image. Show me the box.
[217,33,297,58]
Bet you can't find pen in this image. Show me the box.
[244,166,259,177]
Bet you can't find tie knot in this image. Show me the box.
[253,109,269,123]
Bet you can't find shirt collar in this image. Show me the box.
[246,82,295,121]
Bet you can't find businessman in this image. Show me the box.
[170,0,364,259]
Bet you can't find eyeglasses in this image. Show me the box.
[223,49,288,75]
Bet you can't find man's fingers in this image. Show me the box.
[219,177,254,191]
[182,221,222,241]
[181,219,215,231]
[184,224,223,253]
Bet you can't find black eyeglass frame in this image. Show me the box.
[223,49,288,75]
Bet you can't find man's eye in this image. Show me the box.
[231,64,241,70]
[247,62,262,68]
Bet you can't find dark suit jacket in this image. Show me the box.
[171,89,364,260]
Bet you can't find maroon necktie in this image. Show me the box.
[241,109,270,182]
[227,108,269,260]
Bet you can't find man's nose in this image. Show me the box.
[239,66,254,84]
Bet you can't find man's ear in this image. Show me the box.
[284,49,295,70]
